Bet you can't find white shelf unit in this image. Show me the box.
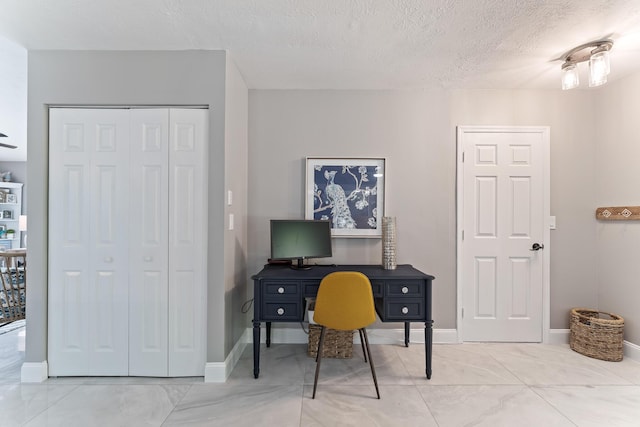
[0,182,23,250]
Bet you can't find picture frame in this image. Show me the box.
[0,192,5,203]
[2,210,11,220]
[305,157,385,238]
[6,194,16,204]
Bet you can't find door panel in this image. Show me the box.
[129,109,170,377]
[475,257,497,318]
[89,113,130,376]
[49,108,130,376]
[168,109,207,376]
[459,127,548,342]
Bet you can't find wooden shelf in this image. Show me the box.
[595,206,640,221]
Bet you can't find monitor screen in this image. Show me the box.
[270,219,332,268]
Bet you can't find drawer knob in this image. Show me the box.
[401,286,409,294]
[278,287,285,294]
[402,306,409,314]
[277,307,285,315]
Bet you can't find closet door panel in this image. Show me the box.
[129,109,170,376]
[88,114,130,376]
[168,109,207,376]
[50,160,90,374]
[49,108,130,376]
[58,270,88,371]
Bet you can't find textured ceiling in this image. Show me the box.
[1,0,640,90]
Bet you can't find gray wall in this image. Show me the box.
[248,90,455,327]
[26,50,230,363]
[595,72,640,344]
[223,57,249,354]
[248,89,600,334]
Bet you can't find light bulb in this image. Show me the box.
[589,47,610,87]
[561,62,579,90]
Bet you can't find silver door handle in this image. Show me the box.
[530,243,544,251]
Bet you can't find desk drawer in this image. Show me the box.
[385,280,424,297]
[262,302,302,321]
[376,298,424,321]
[263,282,300,298]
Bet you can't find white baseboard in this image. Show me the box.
[623,340,640,362]
[21,361,48,383]
[204,329,250,383]
[547,328,570,345]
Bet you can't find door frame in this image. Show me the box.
[456,126,551,343]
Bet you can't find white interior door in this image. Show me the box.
[48,108,130,375]
[457,126,549,342]
[129,109,170,376]
[167,108,207,376]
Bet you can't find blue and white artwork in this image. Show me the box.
[306,158,385,238]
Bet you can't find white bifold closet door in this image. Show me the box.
[48,108,207,377]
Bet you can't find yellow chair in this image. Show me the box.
[312,271,380,399]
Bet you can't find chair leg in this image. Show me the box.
[312,326,327,399]
[361,328,380,399]
[358,329,368,363]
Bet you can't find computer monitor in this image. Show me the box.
[270,219,332,269]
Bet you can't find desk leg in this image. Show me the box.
[253,320,261,379]
[266,322,272,347]
[425,320,433,379]
[404,322,410,347]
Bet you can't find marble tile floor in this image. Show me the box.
[2,323,640,427]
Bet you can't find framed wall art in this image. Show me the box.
[305,157,385,238]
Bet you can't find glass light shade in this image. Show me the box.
[589,50,610,87]
[561,63,579,90]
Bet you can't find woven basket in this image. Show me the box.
[308,324,354,359]
[569,308,624,362]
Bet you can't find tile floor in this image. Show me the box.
[2,322,640,426]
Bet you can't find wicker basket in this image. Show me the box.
[569,308,624,362]
[308,324,354,359]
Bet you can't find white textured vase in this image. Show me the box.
[382,216,397,270]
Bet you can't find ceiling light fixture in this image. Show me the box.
[560,39,613,90]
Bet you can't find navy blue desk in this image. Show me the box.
[251,264,434,379]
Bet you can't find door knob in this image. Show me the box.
[530,243,544,251]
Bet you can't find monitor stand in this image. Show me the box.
[290,258,312,270]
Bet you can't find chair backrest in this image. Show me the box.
[313,271,376,331]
